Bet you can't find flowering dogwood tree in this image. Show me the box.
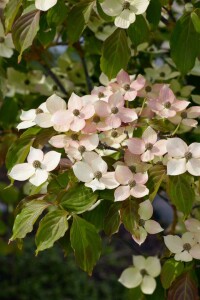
[1,0,200,298]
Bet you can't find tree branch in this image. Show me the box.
[73,41,93,93]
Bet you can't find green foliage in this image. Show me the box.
[36,209,69,254]
[170,12,200,74]
[70,215,102,274]
[120,200,139,235]
[147,165,166,201]
[4,0,23,33]
[167,174,195,216]
[10,199,50,241]
[146,0,161,28]
[167,272,199,300]
[101,29,131,79]
[60,184,98,213]
[67,1,95,43]
[161,259,184,289]
[127,16,150,47]
[12,10,40,62]
[6,127,41,171]
[104,203,121,236]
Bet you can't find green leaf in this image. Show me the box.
[70,215,102,274]
[127,15,150,46]
[67,1,95,43]
[168,272,199,300]
[35,209,68,254]
[104,203,121,236]
[0,98,18,128]
[47,0,69,25]
[161,259,184,289]
[168,174,195,216]
[6,127,41,171]
[4,0,23,33]
[37,15,56,47]
[47,172,70,194]
[147,165,166,201]
[170,13,200,74]
[101,28,131,79]
[60,184,98,213]
[120,200,139,235]
[84,201,111,231]
[191,9,200,33]
[10,199,50,241]
[146,0,161,27]
[12,10,40,62]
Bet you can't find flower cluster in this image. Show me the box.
[8,69,200,293]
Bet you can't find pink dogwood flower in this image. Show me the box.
[169,106,200,128]
[94,92,138,128]
[65,134,99,161]
[110,70,146,101]
[35,94,73,132]
[166,138,200,176]
[73,152,119,191]
[114,165,149,201]
[127,126,167,162]
[67,93,95,132]
[148,85,189,118]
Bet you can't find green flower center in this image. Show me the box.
[145,86,152,93]
[73,109,80,116]
[124,84,130,91]
[140,269,148,276]
[185,151,192,161]
[183,243,191,252]
[138,219,145,227]
[146,143,153,150]
[78,145,86,153]
[160,72,165,77]
[93,115,100,123]
[123,1,130,10]
[33,160,41,168]
[111,107,119,114]
[128,179,136,188]
[94,171,102,179]
[24,79,30,85]
[36,108,43,114]
[181,112,187,119]
[98,92,105,98]
[111,130,118,138]
[164,102,171,109]
[71,134,79,141]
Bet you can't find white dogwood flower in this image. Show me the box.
[164,232,200,262]
[119,255,161,294]
[35,0,57,11]
[101,0,150,29]
[73,151,119,191]
[132,200,163,245]
[9,147,61,186]
[166,138,200,176]
[35,94,73,132]
[17,103,47,130]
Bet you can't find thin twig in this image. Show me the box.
[73,41,93,93]
[42,64,68,96]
